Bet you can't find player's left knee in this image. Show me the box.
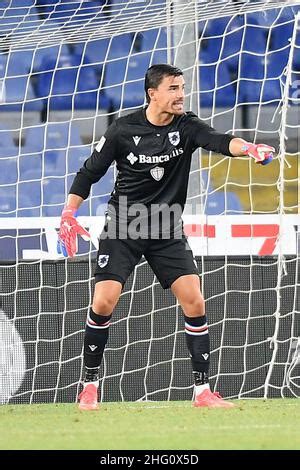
[184,295,205,316]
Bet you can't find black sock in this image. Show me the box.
[184,314,210,385]
[83,308,112,382]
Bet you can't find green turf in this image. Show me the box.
[0,400,299,450]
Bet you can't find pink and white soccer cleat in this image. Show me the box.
[78,383,99,411]
[193,389,234,408]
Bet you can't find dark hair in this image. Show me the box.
[144,63,183,104]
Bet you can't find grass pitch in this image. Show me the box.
[0,399,299,450]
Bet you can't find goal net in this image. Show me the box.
[0,0,299,404]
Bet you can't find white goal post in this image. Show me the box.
[0,0,299,404]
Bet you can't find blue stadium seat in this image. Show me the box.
[67,146,91,174]
[1,45,71,81]
[122,54,154,108]
[201,36,221,63]
[46,150,72,175]
[151,49,168,64]
[20,167,41,182]
[20,150,66,179]
[267,49,289,77]
[18,196,41,216]
[243,25,268,54]
[0,3,41,36]
[239,79,282,104]
[198,57,236,107]
[0,124,16,148]
[33,45,71,73]
[238,52,285,103]
[247,9,280,28]
[136,28,167,52]
[23,122,82,152]
[0,186,38,217]
[104,57,133,109]
[108,33,135,59]
[240,53,284,81]
[19,153,42,180]
[36,52,74,104]
[0,158,17,184]
[104,52,162,109]
[202,16,243,62]
[202,16,268,72]
[43,175,67,204]
[204,16,241,37]
[36,51,102,110]
[74,38,110,68]
[43,150,65,175]
[43,193,66,217]
[0,49,36,79]
[18,170,42,209]
[38,3,106,45]
[75,62,101,110]
[0,192,16,216]
[20,169,68,214]
[76,32,133,64]
[19,147,88,185]
[0,76,42,112]
[38,2,82,26]
[246,7,298,51]
[240,54,260,82]
[270,22,293,50]
[6,50,34,77]
[204,191,243,215]
[19,173,68,212]
[0,146,18,158]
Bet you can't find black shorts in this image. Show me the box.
[94,236,199,289]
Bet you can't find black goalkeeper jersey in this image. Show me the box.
[70,108,235,236]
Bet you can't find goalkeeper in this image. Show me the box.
[57,64,275,410]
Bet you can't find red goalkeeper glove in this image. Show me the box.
[57,205,90,258]
[242,143,275,165]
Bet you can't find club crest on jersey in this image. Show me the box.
[150,166,164,181]
[132,135,141,146]
[168,131,180,146]
[98,255,109,268]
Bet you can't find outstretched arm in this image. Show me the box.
[186,114,275,165]
[229,137,275,165]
